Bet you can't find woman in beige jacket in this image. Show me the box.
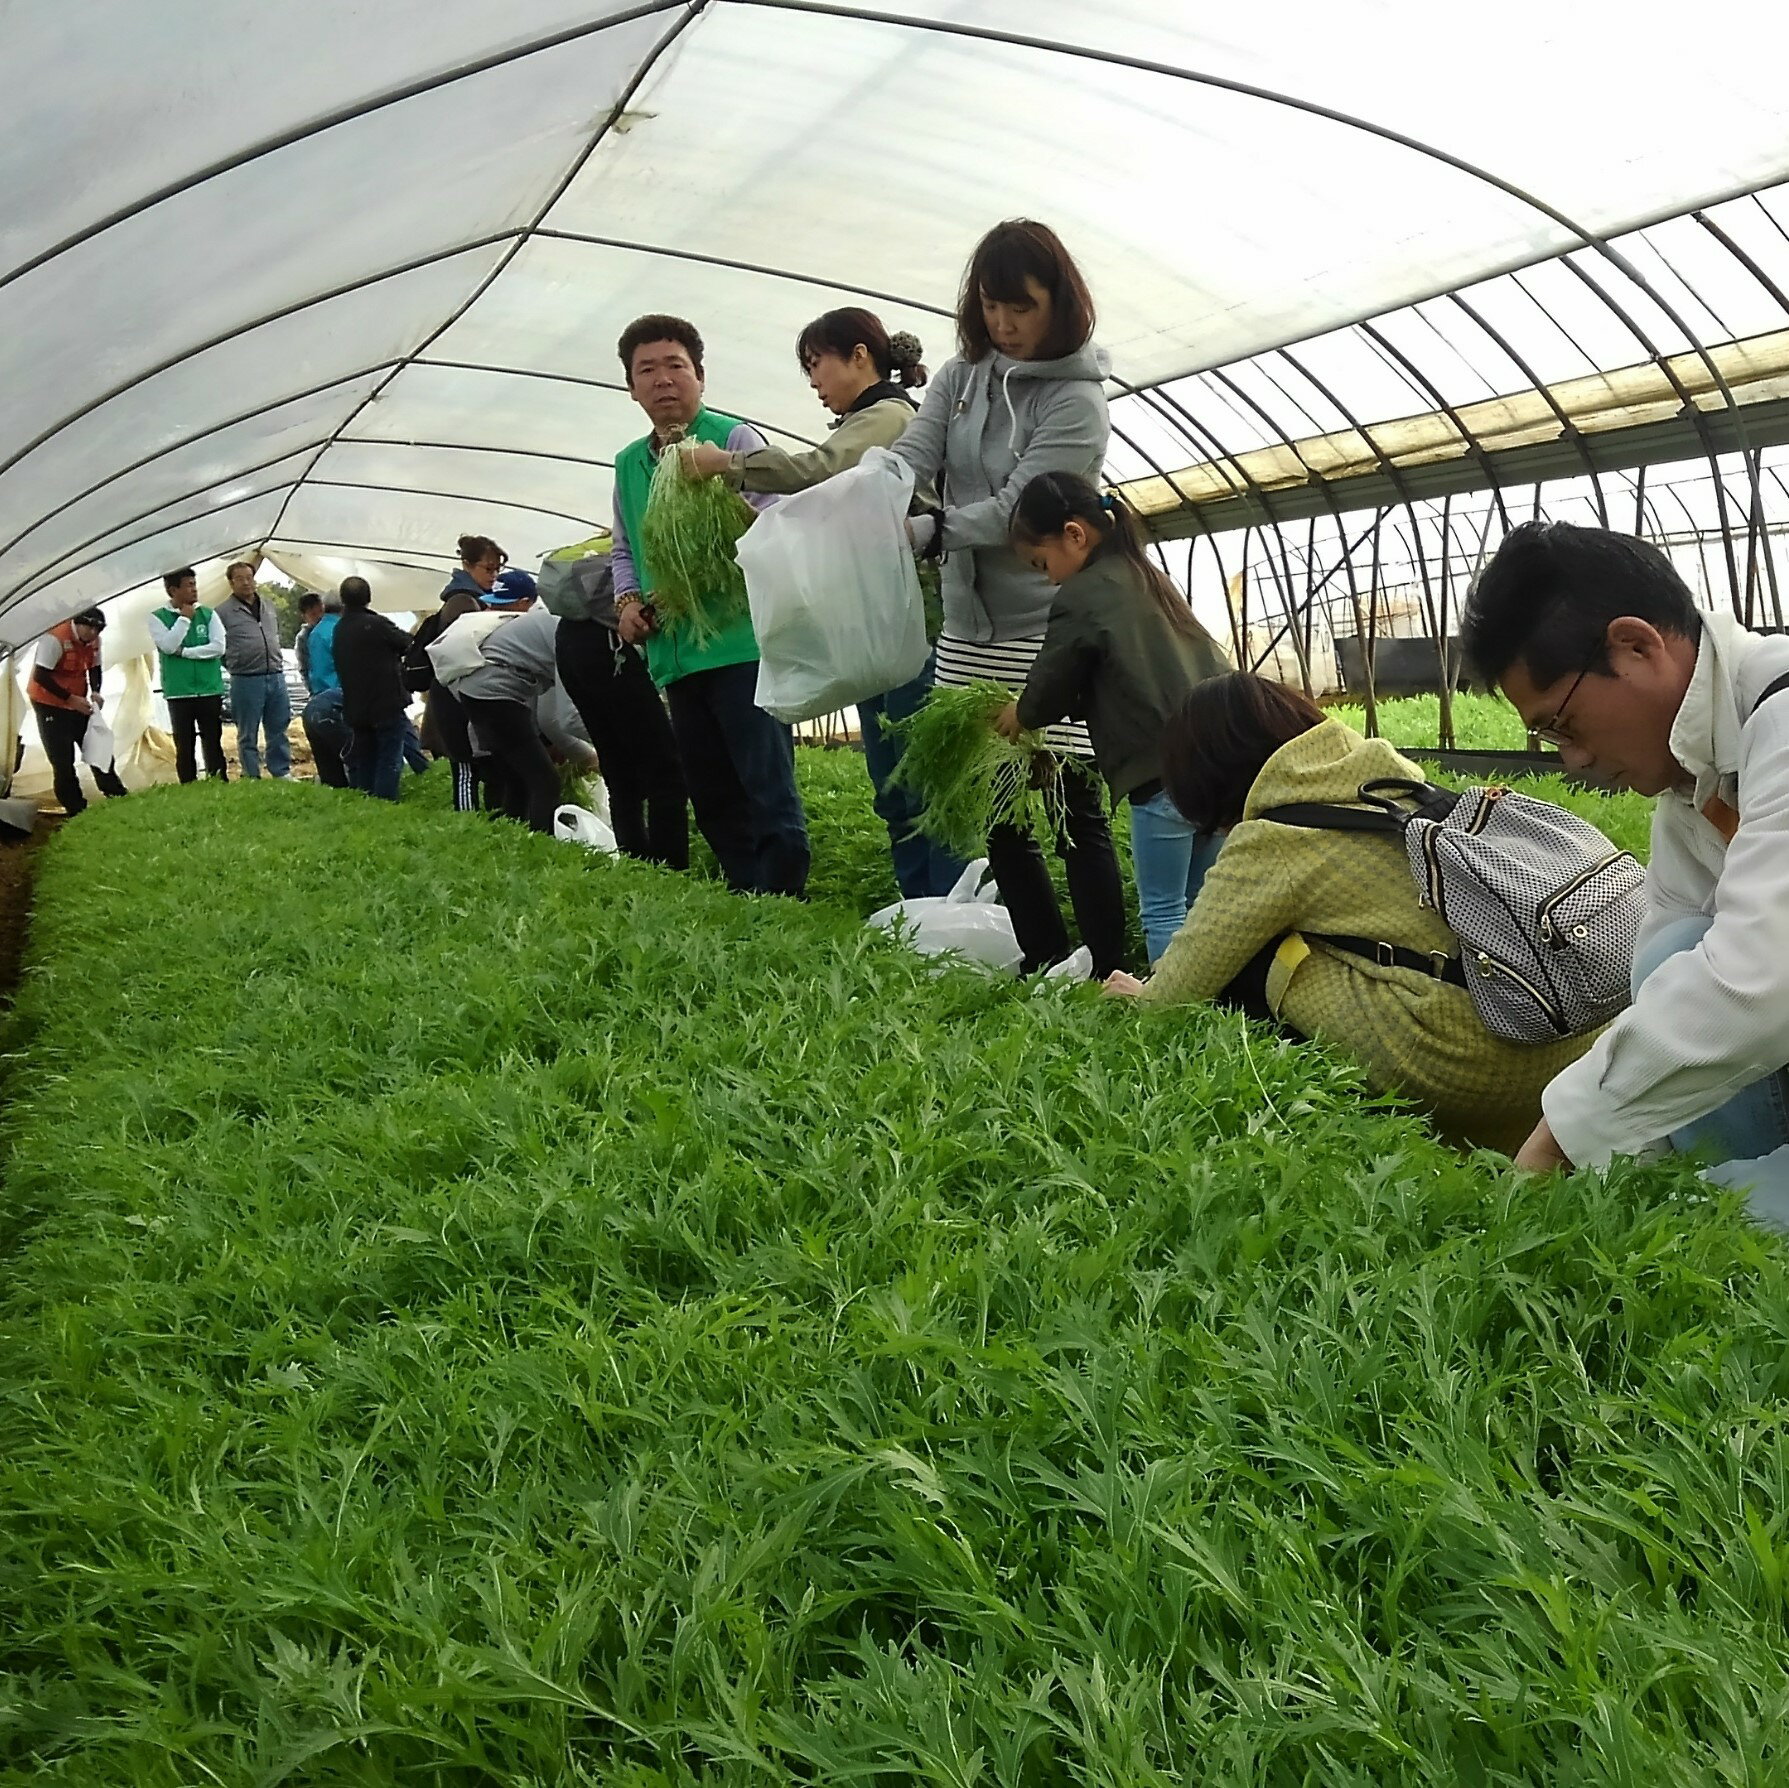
[1108,673,1597,1152]
[684,307,961,899]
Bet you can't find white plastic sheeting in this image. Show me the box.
[7,1,1789,645]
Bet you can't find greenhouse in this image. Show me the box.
[7,3,1789,1781]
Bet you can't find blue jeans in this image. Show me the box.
[402,716,429,774]
[348,716,406,803]
[858,657,966,901]
[1634,914,1789,1226]
[665,661,809,896]
[228,671,291,778]
[1128,789,1223,965]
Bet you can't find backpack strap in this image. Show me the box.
[1751,671,1789,720]
[1258,802,1405,835]
[1306,932,1469,988]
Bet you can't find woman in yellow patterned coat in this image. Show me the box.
[1106,673,1597,1153]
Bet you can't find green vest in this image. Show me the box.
[613,408,761,689]
[155,607,225,699]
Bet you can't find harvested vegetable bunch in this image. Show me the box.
[890,679,1070,858]
[640,442,754,641]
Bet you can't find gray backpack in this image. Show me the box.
[1261,777,1646,1045]
[536,545,618,627]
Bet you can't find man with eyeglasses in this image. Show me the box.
[1462,520,1789,1218]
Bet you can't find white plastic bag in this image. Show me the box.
[81,711,117,772]
[866,858,1022,975]
[428,610,521,687]
[736,446,929,723]
[552,803,617,855]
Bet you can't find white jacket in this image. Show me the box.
[1545,612,1789,1165]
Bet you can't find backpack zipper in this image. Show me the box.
[1469,949,1566,1031]
[1536,850,1632,945]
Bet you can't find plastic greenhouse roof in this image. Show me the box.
[7,0,1789,650]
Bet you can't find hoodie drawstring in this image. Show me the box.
[1000,363,1021,455]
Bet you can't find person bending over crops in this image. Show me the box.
[333,578,413,802]
[887,220,1127,975]
[1462,521,1789,1217]
[409,535,509,814]
[997,472,1231,965]
[611,313,809,897]
[682,306,963,899]
[1105,674,1593,1153]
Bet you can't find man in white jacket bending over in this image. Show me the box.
[1461,521,1789,1222]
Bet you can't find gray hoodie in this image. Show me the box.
[888,341,1111,642]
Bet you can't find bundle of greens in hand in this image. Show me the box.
[891,680,1072,858]
[640,440,755,642]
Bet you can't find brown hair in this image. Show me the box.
[457,534,505,569]
[1009,471,1212,644]
[795,308,927,390]
[1160,673,1327,834]
[618,314,705,383]
[956,219,1096,363]
[226,560,257,580]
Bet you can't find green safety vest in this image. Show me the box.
[155,606,225,699]
[612,407,761,689]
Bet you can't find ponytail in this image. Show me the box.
[1009,471,1208,641]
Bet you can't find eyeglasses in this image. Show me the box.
[1531,657,1595,749]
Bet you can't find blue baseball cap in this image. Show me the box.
[483,568,537,606]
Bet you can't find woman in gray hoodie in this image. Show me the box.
[888,220,1127,976]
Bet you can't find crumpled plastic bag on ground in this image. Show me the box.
[867,858,1021,975]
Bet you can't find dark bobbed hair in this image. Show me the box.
[956,219,1095,363]
[1461,520,1702,688]
[1160,672,1327,834]
[1009,471,1212,645]
[617,314,705,382]
[457,534,505,568]
[794,307,927,390]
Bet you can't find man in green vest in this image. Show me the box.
[148,567,229,783]
[611,314,809,897]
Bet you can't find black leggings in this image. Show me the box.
[555,620,689,868]
[457,695,560,834]
[986,763,1129,978]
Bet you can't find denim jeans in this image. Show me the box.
[665,660,809,896]
[348,716,406,802]
[1128,789,1224,965]
[1633,913,1789,1227]
[402,716,429,774]
[228,670,292,778]
[858,656,966,900]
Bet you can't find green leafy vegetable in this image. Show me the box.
[639,442,754,642]
[890,680,1071,858]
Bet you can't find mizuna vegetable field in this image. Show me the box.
[6,738,1789,1785]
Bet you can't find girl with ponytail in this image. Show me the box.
[999,470,1231,965]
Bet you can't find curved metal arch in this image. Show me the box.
[8,440,344,608]
[0,234,518,487]
[14,484,298,613]
[0,0,687,295]
[1443,289,1611,527]
[1355,320,1512,532]
[302,480,602,530]
[261,4,709,555]
[0,360,404,566]
[263,537,461,570]
[339,438,615,472]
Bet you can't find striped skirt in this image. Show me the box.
[933,631,1094,759]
